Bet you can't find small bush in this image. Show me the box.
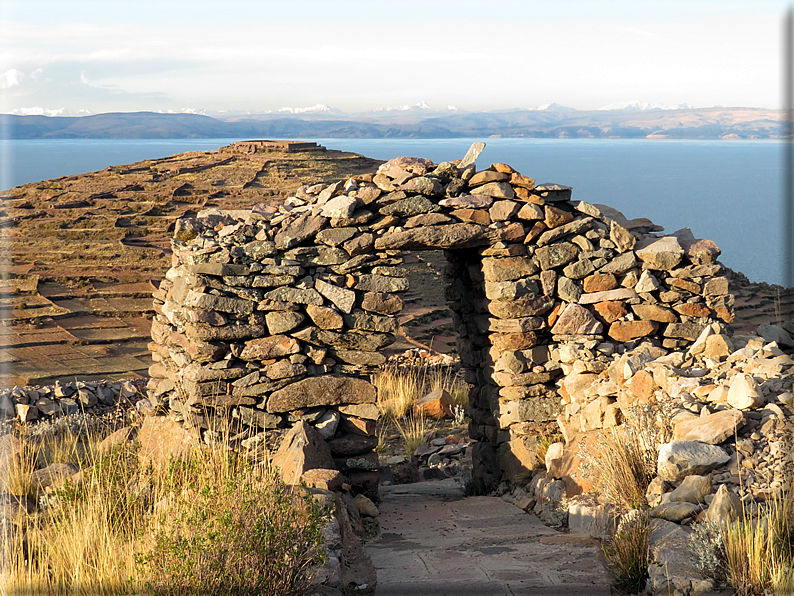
[141,455,330,596]
[603,509,651,593]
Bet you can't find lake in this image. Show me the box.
[1,137,785,286]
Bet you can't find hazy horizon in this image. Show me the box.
[0,1,789,116]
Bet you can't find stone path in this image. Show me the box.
[366,479,613,596]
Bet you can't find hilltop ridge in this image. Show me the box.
[1,106,784,140]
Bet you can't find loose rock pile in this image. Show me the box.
[0,379,144,425]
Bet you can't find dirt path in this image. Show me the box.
[366,479,613,596]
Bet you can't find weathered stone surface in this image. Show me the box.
[237,407,281,429]
[470,181,515,199]
[667,474,711,504]
[266,310,305,334]
[631,304,677,323]
[305,304,344,330]
[332,348,387,366]
[634,270,662,293]
[316,226,358,247]
[403,213,451,228]
[414,388,454,419]
[321,195,358,219]
[267,376,377,412]
[544,205,574,229]
[469,170,510,187]
[481,256,538,281]
[704,484,742,524]
[438,194,493,209]
[727,373,765,409]
[374,223,488,251]
[239,335,300,360]
[262,287,323,306]
[327,432,379,456]
[185,291,254,315]
[496,396,559,426]
[490,200,520,222]
[315,278,356,314]
[475,315,544,334]
[609,220,635,253]
[484,279,539,301]
[649,501,701,522]
[361,292,404,315]
[284,246,349,265]
[451,208,491,225]
[380,196,440,217]
[593,300,628,324]
[400,177,443,196]
[557,276,582,303]
[338,403,380,420]
[535,243,578,270]
[355,274,409,293]
[664,322,706,341]
[657,441,730,482]
[275,212,326,249]
[292,327,393,351]
[551,304,603,335]
[344,311,398,333]
[486,295,555,319]
[582,273,617,293]
[490,332,539,351]
[272,421,336,485]
[636,236,684,270]
[608,320,657,342]
[674,409,745,444]
[498,435,541,483]
[579,288,638,305]
[598,251,636,275]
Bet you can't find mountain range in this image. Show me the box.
[1,105,784,140]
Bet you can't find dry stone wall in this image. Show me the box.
[147,143,734,495]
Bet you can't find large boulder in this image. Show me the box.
[657,441,730,482]
[272,421,337,485]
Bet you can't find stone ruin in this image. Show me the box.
[146,142,735,499]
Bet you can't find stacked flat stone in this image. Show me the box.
[0,379,143,423]
[147,145,733,494]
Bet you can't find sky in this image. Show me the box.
[0,0,790,116]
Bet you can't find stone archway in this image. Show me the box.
[147,143,732,500]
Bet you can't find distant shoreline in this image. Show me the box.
[0,107,785,140]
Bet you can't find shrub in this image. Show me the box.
[603,509,651,593]
[141,453,330,596]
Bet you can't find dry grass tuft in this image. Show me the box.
[373,364,467,421]
[603,509,651,593]
[591,425,656,512]
[393,412,437,456]
[722,489,794,596]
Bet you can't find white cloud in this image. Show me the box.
[6,106,65,116]
[1,69,22,88]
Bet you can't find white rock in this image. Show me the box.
[634,270,662,293]
[727,373,765,410]
[657,441,730,482]
[320,195,358,219]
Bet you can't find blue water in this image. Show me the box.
[1,138,785,286]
